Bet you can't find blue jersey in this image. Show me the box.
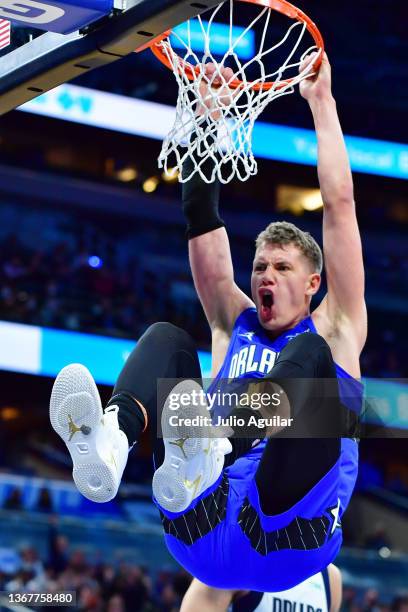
[210,308,362,417]
[158,309,361,591]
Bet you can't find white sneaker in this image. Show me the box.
[49,364,129,503]
[152,380,232,513]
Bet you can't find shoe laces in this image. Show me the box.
[104,405,131,454]
[103,405,120,431]
[105,405,119,415]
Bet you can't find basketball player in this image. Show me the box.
[181,564,342,612]
[50,53,366,591]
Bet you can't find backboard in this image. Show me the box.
[0,0,223,115]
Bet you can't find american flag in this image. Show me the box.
[0,19,11,50]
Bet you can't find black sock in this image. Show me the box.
[106,392,146,447]
[224,436,262,468]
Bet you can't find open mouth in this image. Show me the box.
[262,292,273,308]
[259,289,274,321]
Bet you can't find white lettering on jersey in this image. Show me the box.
[237,572,328,612]
[229,353,238,378]
[270,601,321,612]
[236,346,249,377]
[246,344,259,372]
[259,348,277,374]
[228,345,278,378]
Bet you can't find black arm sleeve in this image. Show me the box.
[181,154,225,240]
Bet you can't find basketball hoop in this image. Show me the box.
[148,0,324,183]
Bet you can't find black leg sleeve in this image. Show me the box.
[254,333,342,515]
[106,322,202,466]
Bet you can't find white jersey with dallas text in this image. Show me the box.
[231,570,330,612]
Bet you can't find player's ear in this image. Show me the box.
[306,273,321,295]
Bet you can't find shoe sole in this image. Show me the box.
[49,364,117,503]
[152,380,217,513]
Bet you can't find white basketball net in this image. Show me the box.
[156,0,321,184]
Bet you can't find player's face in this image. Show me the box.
[251,243,320,334]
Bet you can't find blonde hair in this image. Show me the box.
[256,221,323,273]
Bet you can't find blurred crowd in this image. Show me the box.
[2,486,54,513]
[0,538,191,612]
[0,212,407,377]
[0,535,407,612]
[0,226,210,348]
[2,459,406,511]
[342,589,408,612]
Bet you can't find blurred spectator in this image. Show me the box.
[364,523,391,552]
[20,546,44,579]
[172,569,192,601]
[4,569,35,593]
[362,589,380,612]
[48,526,69,574]
[77,583,103,612]
[158,582,179,612]
[106,594,125,612]
[95,564,118,602]
[116,565,150,612]
[343,587,358,611]
[3,487,23,510]
[36,487,54,513]
[27,564,59,594]
[392,597,408,612]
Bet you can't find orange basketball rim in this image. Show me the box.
[147,0,324,91]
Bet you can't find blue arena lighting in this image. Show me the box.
[0,320,406,430]
[252,123,408,181]
[19,84,408,181]
[88,255,102,268]
[171,20,255,60]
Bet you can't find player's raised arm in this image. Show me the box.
[182,64,254,337]
[188,228,252,334]
[300,53,367,352]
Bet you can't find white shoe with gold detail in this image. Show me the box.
[152,380,232,513]
[49,364,128,503]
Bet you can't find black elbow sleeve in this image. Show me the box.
[181,155,225,240]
